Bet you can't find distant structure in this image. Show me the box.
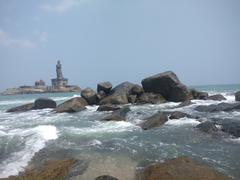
[35,79,45,87]
[51,60,68,88]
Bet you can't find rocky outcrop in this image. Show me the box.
[140,113,168,130]
[55,97,88,113]
[196,121,219,133]
[34,98,57,109]
[235,91,240,101]
[95,175,119,180]
[141,71,192,102]
[136,93,166,104]
[97,105,121,112]
[207,94,226,101]
[97,82,112,95]
[6,103,34,113]
[191,89,209,100]
[195,102,240,112]
[81,88,99,105]
[220,121,240,138]
[139,156,230,180]
[101,106,130,121]
[131,84,144,96]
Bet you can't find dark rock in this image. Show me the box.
[140,112,168,130]
[128,95,137,104]
[81,87,99,105]
[235,91,240,101]
[207,94,226,101]
[97,90,107,101]
[196,121,219,133]
[169,111,189,119]
[34,98,57,109]
[221,121,240,138]
[131,84,144,96]
[175,100,193,108]
[100,82,135,105]
[191,89,209,100]
[95,175,119,180]
[97,82,112,94]
[136,93,166,104]
[139,156,230,180]
[6,103,34,112]
[55,97,88,113]
[97,105,121,112]
[141,71,192,102]
[195,102,240,112]
[101,106,130,121]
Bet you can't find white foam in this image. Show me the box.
[0,125,58,178]
[166,117,200,126]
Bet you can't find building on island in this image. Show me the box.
[35,79,46,87]
[51,60,68,88]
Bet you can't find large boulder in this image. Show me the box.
[136,93,166,104]
[97,82,112,94]
[207,94,226,101]
[140,156,230,180]
[97,105,121,112]
[140,112,168,130]
[191,89,209,100]
[55,97,88,113]
[34,98,57,109]
[100,82,135,105]
[131,84,144,96]
[141,71,192,102]
[196,121,219,133]
[235,91,240,101]
[6,103,34,112]
[220,121,240,138]
[169,111,190,119]
[101,106,130,121]
[195,102,240,112]
[81,87,99,105]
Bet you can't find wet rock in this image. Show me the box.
[191,89,209,100]
[97,105,121,112]
[141,71,192,102]
[81,87,99,105]
[101,106,131,121]
[169,111,190,119]
[55,97,88,113]
[207,94,226,101]
[139,156,230,180]
[128,95,137,104]
[34,98,57,109]
[131,84,144,96]
[175,100,193,108]
[136,93,166,104]
[97,90,107,101]
[97,82,112,95]
[140,112,168,130]
[6,103,34,113]
[95,175,119,180]
[221,121,240,138]
[195,102,240,112]
[196,121,219,133]
[235,91,240,101]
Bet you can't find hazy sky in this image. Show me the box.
[0,0,239,90]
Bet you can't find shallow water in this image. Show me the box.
[0,86,240,179]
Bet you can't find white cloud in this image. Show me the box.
[0,30,36,48]
[41,0,80,13]
[39,31,48,42]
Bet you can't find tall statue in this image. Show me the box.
[56,60,63,79]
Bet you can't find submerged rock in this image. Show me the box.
[34,98,57,109]
[235,91,240,101]
[136,93,166,104]
[95,175,119,180]
[191,89,209,100]
[55,97,88,113]
[220,121,240,138]
[6,103,34,112]
[139,156,230,180]
[97,81,112,95]
[97,105,121,112]
[140,112,168,130]
[196,121,219,133]
[81,87,99,105]
[141,71,192,102]
[169,111,190,119]
[195,102,240,112]
[101,106,131,121]
[175,100,193,108]
[207,94,226,101]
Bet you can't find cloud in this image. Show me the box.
[41,0,80,13]
[39,32,48,42]
[0,30,36,48]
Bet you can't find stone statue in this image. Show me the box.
[56,60,63,79]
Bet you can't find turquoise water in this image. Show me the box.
[0,85,239,179]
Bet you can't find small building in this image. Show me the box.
[35,79,46,87]
[51,60,68,88]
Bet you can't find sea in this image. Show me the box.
[0,84,239,179]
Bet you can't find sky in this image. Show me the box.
[0,0,240,91]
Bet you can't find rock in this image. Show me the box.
[81,87,99,105]
[34,98,57,109]
[175,100,193,108]
[95,175,119,180]
[235,91,240,101]
[6,103,34,113]
[97,81,112,94]
[220,121,240,138]
[100,82,135,105]
[207,94,226,101]
[101,106,130,121]
[196,121,219,133]
[131,84,144,96]
[169,111,189,119]
[140,156,230,180]
[191,89,209,100]
[97,90,107,101]
[141,71,192,102]
[195,102,240,112]
[136,93,166,104]
[128,95,137,104]
[140,112,168,130]
[55,97,88,113]
[97,105,121,112]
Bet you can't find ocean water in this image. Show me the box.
[0,84,239,179]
